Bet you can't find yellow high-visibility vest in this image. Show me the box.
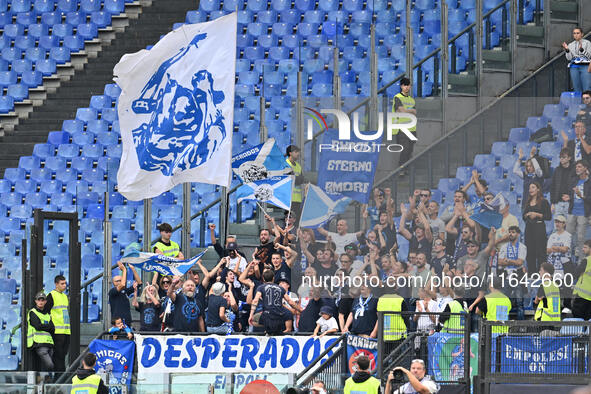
[27,309,53,348]
[50,290,70,335]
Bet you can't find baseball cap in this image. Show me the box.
[344,243,358,250]
[466,239,479,246]
[277,277,291,287]
[157,223,173,232]
[555,215,567,223]
[319,306,333,316]
[226,241,238,250]
[35,292,46,300]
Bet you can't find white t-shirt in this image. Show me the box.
[497,241,527,273]
[316,316,338,333]
[547,231,572,274]
[393,375,440,394]
[415,299,437,331]
[327,231,358,254]
[229,255,247,273]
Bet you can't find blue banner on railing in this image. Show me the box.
[346,334,378,374]
[89,339,135,387]
[317,129,380,204]
[428,333,479,382]
[499,336,573,373]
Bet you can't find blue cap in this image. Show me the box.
[319,306,333,316]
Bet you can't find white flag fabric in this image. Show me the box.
[114,13,237,200]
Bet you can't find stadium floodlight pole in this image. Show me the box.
[543,0,550,60]
[510,0,517,86]
[296,59,304,163]
[258,77,269,228]
[441,0,449,134]
[182,183,191,258]
[369,24,378,131]
[405,0,413,86]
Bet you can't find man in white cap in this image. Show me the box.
[546,214,572,278]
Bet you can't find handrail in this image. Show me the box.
[373,43,572,189]
[55,330,110,384]
[294,333,347,381]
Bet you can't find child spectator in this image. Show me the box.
[312,306,338,338]
[109,317,133,340]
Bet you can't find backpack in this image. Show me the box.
[529,126,555,144]
[534,154,552,179]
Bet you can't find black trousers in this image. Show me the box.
[32,345,54,372]
[397,131,417,166]
[52,334,70,372]
[572,297,591,320]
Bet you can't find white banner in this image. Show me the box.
[135,334,340,375]
[114,13,237,200]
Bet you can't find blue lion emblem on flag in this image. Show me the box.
[131,33,227,176]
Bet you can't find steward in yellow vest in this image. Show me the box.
[285,145,303,204]
[377,294,407,341]
[392,77,417,169]
[44,274,70,373]
[344,355,381,394]
[572,241,591,320]
[477,278,512,334]
[28,292,55,371]
[534,263,561,322]
[71,352,108,394]
[440,287,467,334]
[153,222,184,259]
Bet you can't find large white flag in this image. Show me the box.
[114,13,237,200]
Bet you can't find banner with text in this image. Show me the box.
[499,336,574,374]
[89,339,135,387]
[317,129,380,204]
[346,334,378,374]
[135,334,340,376]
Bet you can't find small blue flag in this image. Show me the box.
[236,175,293,210]
[300,184,351,228]
[120,249,207,276]
[231,138,291,183]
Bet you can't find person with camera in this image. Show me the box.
[343,355,381,394]
[385,359,439,394]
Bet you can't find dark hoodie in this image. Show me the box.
[550,161,575,203]
[352,371,382,393]
[73,367,109,394]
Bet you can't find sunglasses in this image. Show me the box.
[162,280,171,284]
[420,194,430,197]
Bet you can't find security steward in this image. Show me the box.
[392,77,417,172]
[71,352,108,394]
[44,274,70,373]
[344,355,381,394]
[28,292,55,371]
[534,263,561,322]
[439,287,467,334]
[377,293,408,353]
[476,277,512,334]
[573,240,591,320]
[153,223,184,259]
[285,145,303,216]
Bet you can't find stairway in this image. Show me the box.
[0,0,200,178]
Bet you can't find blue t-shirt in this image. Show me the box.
[136,302,161,331]
[573,179,586,216]
[273,261,291,284]
[172,293,202,332]
[256,283,286,316]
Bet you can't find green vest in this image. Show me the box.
[27,308,54,348]
[343,375,381,394]
[392,92,416,134]
[442,300,466,334]
[535,281,561,321]
[50,290,71,335]
[153,240,180,258]
[574,256,591,301]
[377,294,407,341]
[286,158,302,203]
[484,292,512,334]
[71,373,102,394]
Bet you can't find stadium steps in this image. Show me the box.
[0,0,199,178]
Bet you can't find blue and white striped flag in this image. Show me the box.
[114,13,237,200]
[236,175,293,210]
[121,250,207,277]
[470,192,508,229]
[300,184,351,228]
[231,138,291,183]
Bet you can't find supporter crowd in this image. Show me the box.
[104,90,591,336]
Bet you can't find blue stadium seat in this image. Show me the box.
[11,204,32,219]
[0,180,11,194]
[542,104,564,119]
[488,178,511,194]
[185,10,206,23]
[37,59,57,76]
[455,166,474,184]
[57,0,77,12]
[93,11,113,28]
[258,10,277,24]
[200,0,220,11]
[246,0,266,11]
[104,84,121,100]
[559,91,581,108]
[0,193,21,206]
[482,167,503,183]
[438,178,462,193]
[76,108,98,123]
[539,141,561,158]
[24,47,46,64]
[237,9,253,23]
[33,144,55,159]
[87,119,109,134]
[15,180,36,194]
[26,192,48,208]
[473,154,496,171]
[86,204,105,219]
[0,355,18,370]
[65,11,86,26]
[80,0,101,12]
[72,133,94,146]
[0,96,14,112]
[40,180,62,194]
[49,47,71,63]
[77,23,98,40]
[18,156,40,171]
[30,168,52,182]
[4,168,26,183]
[551,116,571,133]
[526,116,547,132]
[57,144,80,159]
[64,35,84,52]
[41,11,61,25]
[21,71,43,88]
[104,0,124,13]
[34,0,54,13]
[508,128,531,143]
[14,37,36,52]
[491,141,514,157]
[0,71,17,88]
[48,131,71,145]
[7,84,28,101]
[81,168,104,183]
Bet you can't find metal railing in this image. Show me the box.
[293,333,347,390]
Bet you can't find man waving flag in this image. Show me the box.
[114,13,237,200]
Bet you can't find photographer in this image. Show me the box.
[343,355,381,394]
[385,359,439,394]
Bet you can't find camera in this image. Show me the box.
[390,369,405,383]
[286,387,310,394]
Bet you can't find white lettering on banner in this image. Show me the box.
[231,147,260,163]
[324,182,370,194]
[94,350,128,366]
[326,160,373,172]
[135,335,340,375]
[503,344,570,363]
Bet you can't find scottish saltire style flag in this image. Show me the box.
[114,13,237,201]
[121,249,207,276]
[236,175,293,210]
[300,184,351,228]
[231,138,291,183]
[470,192,508,229]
